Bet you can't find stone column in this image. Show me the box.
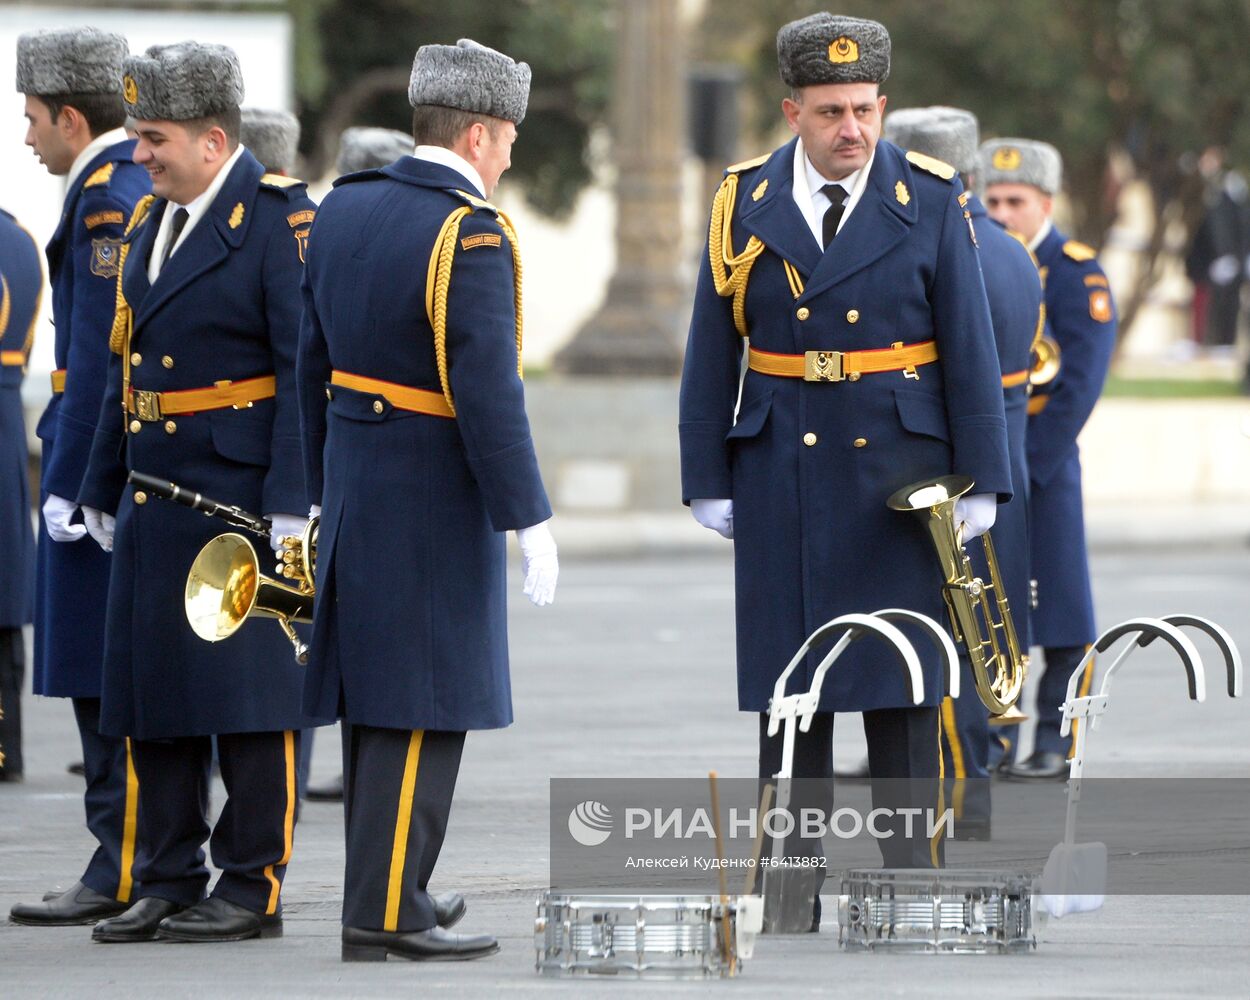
[555,0,687,375]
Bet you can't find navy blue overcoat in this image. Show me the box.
[77,150,322,739]
[679,139,1011,713]
[34,140,149,696]
[297,157,551,732]
[1027,225,1116,648]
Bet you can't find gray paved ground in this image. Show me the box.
[2,546,1249,997]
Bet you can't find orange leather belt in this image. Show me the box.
[330,370,454,419]
[748,340,938,382]
[50,368,66,393]
[1027,395,1049,415]
[1,350,26,367]
[1001,369,1030,388]
[127,374,276,421]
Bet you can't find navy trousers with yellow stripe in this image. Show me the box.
[72,698,141,902]
[939,654,991,826]
[129,730,298,913]
[342,725,464,933]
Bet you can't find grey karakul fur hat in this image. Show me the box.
[122,42,244,121]
[977,137,1063,195]
[241,107,300,173]
[408,38,530,124]
[777,14,890,88]
[16,26,128,96]
[335,127,413,174]
[884,106,979,176]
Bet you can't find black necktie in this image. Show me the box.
[821,183,848,248]
[160,207,189,271]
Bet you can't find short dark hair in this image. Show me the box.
[411,104,502,147]
[36,92,125,136]
[184,105,242,149]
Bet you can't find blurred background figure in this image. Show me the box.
[241,106,301,177]
[1184,146,1249,360]
[334,126,412,175]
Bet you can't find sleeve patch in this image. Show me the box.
[1089,289,1113,322]
[90,238,124,278]
[461,233,502,250]
[287,209,315,228]
[1084,274,1109,288]
[294,228,310,263]
[85,210,125,229]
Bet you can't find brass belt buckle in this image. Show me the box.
[133,389,162,421]
[804,350,844,382]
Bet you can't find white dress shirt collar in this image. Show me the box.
[149,143,247,282]
[1028,218,1053,253]
[413,144,486,198]
[65,127,130,193]
[791,138,875,248]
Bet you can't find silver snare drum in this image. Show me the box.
[838,868,1038,954]
[535,892,762,979]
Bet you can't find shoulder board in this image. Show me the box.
[1062,239,1097,262]
[724,152,769,175]
[905,151,956,181]
[260,173,303,188]
[450,189,499,214]
[124,194,156,237]
[83,162,115,189]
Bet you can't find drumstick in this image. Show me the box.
[742,781,774,897]
[708,770,736,976]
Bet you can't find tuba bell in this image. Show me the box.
[184,518,317,664]
[1030,333,1061,387]
[888,475,1027,723]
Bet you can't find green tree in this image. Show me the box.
[292,0,612,218]
[694,0,1250,341]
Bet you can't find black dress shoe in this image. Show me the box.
[833,756,871,783]
[10,881,128,926]
[67,760,86,777]
[305,772,343,802]
[1002,751,1069,782]
[0,769,24,783]
[157,896,282,942]
[341,925,499,962]
[432,891,465,929]
[93,898,185,942]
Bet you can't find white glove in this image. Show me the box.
[43,493,86,542]
[516,520,558,607]
[83,507,115,552]
[690,498,733,539]
[309,504,322,519]
[1209,253,1240,285]
[267,513,308,555]
[954,493,997,540]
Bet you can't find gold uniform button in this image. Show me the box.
[128,419,142,434]
[796,307,811,321]
[372,400,384,414]
[847,371,862,382]
[853,437,868,448]
[164,420,177,435]
[134,491,148,505]
[803,432,817,447]
[161,355,174,369]
[846,309,860,323]
[130,352,142,366]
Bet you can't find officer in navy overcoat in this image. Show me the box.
[0,208,41,784]
[75,42,320,944]
[9,27,151,927]
[979,138,1117,781]
[298,39,557,962]
[679,15,1011,888]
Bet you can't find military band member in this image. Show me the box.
[679,13,1011,899]
[9,27,151,926]
[0,208,42,786]
[979,138,1117,781]
[75,42,320,943]
[298,38,557,962]
[884,107,1044,836]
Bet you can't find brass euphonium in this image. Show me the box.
[888,475,1028,723]
[1030,333,1061,387]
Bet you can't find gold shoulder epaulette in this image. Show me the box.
[260,173,302,188]
[1063,239,1097,262]
[725,152,769,175]
[452,189,497,213]
[124,195,156,237]
[83,162,115,188]
[905,150,956,181]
